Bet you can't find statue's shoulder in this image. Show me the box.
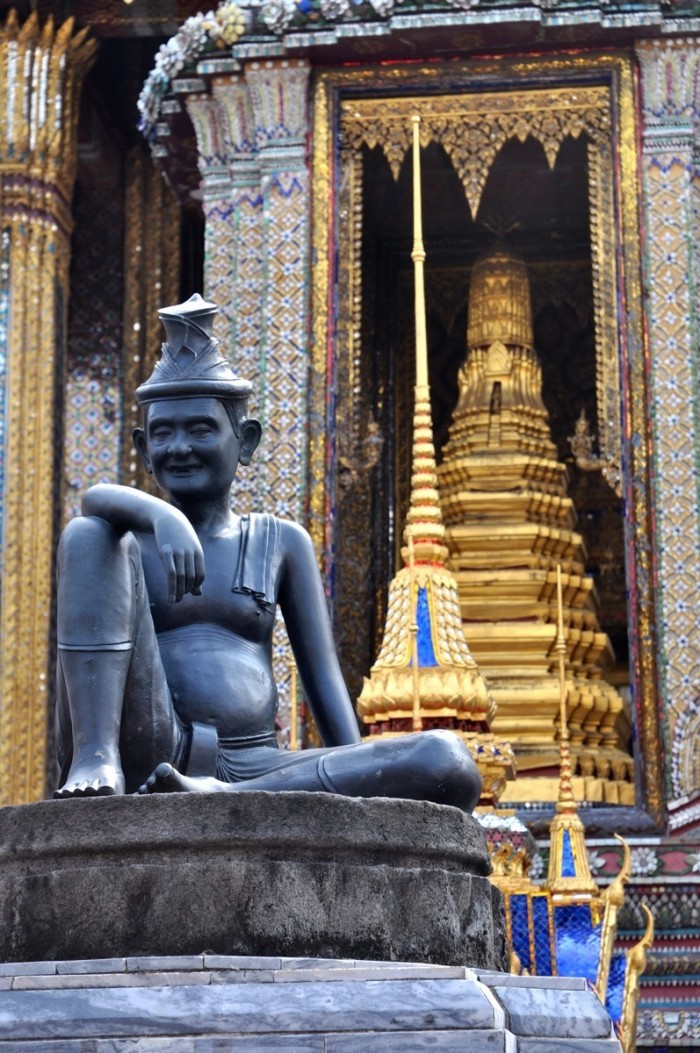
[243,512,309,541]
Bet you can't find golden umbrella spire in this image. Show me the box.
[357,116,514,805]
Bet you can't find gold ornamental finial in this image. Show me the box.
[402,115,449,567]
[556,564,576,813]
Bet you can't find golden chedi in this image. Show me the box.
[437,244,633,805]
[357,116,514,806]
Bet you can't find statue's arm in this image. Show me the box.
[80,484,204,603]
[277,521,361,747]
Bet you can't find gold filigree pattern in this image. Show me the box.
[341,87,610,219]
[0,10,96,806]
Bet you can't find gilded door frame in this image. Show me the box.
[309,53,664,825]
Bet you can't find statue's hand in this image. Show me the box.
[153,510,205,602]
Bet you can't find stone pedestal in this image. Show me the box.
[0,792,506,969]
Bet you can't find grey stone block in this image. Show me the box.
[209,970,277,983]
[478,972,586,991]
[0,795,506,970]
[0,961,56,977]
[272,965,467,983]
[0,977,495,1040]
[11,971,211,991]
[56,959,127,975]
[493,986,612,1039]
[326,1030,507,1051]
[126,956,204,972]
[196,1040,324,1051]
[204,955,282,970]
[0,1043,197,1052]
[279,958,358,970]
[517,1040,622,1053]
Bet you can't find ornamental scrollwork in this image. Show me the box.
[341,88,610,218]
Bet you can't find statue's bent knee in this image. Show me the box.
[417,730,482,811]
[59,514,122,561]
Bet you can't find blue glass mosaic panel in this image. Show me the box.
[554,903,602,984]
[510,894,531,973]
[605,951,626,1024]
[414,586,438,667]
[561,830,576,877]
[532,894,552,975]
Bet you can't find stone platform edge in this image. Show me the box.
[0,954,622,1052]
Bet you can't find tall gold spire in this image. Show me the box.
[358,117,514,805]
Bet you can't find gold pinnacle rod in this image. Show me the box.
[411,114,428,390]
[289,661,298,751]
[556,564,575,810]
[408,533,423,732]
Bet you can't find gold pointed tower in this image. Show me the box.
[437,242,633,805]
[357,118,514,805]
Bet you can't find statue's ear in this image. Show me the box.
[238,418,262,466]
[133,428,153,475]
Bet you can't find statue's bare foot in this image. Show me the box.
[137,762,223,795]
[54,759,125,799]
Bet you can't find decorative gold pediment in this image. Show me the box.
[341,87,610,219]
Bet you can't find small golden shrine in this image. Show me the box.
[438,243,633,805]
[357,118,514,805]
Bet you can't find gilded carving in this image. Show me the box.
[341,87,610,218]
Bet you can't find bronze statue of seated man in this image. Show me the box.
[54,294,481,811]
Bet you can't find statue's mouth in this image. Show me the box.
[166,463,201,476]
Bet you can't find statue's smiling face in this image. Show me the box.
[141,397,243,500]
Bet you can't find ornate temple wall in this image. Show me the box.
[636,39,700,828]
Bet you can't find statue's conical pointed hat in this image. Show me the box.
[136,293,251,405]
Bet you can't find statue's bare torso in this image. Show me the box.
[137,525,279,739]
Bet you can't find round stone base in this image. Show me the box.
[0,792,508,969]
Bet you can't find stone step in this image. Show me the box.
[0,955,622,1052]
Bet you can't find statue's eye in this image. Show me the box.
[150,427,172,441]
[190,426,213,439]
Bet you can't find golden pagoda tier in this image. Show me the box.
[437,245,633,805]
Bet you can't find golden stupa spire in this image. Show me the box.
[402,115,449,569]
[437,236,634,807]
[357,117,514,805]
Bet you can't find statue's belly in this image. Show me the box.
[157,624,277,740]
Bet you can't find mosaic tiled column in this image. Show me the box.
[246,59,311,742]
[636,39,700,818]
[0,11,96,805]
[185,60,311,742]
[186,77,264,514]
[244,60,311,520]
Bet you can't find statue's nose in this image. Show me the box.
[168,430,192,456]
